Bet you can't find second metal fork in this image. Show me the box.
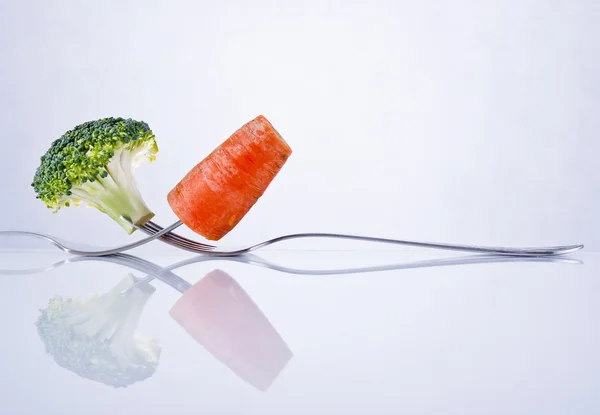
[124,218,584,257]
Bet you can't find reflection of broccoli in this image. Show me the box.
[36,274,161,388]
[32,117,158,234]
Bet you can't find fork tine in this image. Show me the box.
[133,220,215,252]
[142,221,198,243]
[136,223,213,253]
[144,221,215,250]
[146,227,213,251]
[137,222,202,247]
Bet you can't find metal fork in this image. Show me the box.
[0,220,186,256]
[125,218,584,257]
[0,218,584,257]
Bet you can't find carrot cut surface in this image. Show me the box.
[167,115,292,240]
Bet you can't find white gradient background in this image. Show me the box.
[0,0,598,251]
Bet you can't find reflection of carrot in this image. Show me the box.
[169,269,293,391]
[167,115,292,240]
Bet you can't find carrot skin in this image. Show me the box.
[167,115,292,240]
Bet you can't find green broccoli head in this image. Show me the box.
[35,274,161,388]
[32,117,158,234]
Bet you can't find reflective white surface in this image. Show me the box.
[0,242,597,414]
[1,2,596,412]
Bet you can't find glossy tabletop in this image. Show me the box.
[0,241,597,415]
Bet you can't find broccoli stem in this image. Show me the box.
[72,183,154,234]
[70,149,155,234]
[94,181,154,234]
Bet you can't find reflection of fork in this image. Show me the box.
[122,252,583,294]
[1,242,581,297]
[0,248,582,281]
[0,253,193,293]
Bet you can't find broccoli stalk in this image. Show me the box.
[66,144,156,231]
[32,117,158,234]
[36,274,161,388]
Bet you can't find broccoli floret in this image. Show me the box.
[32,117,158,234]
[35,274,161,388]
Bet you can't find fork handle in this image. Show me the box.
[126,218,583,257]
[243,233,583,257]
[67,221,184,256]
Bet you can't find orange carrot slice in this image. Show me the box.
[167,115,292,240]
